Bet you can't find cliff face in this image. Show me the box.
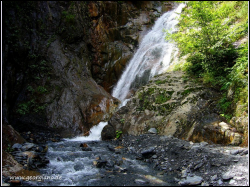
[2,1,173,137]
[103,71,245,146]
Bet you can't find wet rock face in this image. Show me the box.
[2,124,26,151]
[45,39,120,136]
[87,1,173,92]
[107,71,244,145]
[2,1,171,138]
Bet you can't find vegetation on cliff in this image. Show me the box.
[166,1,248,121]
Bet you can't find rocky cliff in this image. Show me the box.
[2,1,174,137]
[102,71,246,146]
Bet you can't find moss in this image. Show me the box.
[147,87,155,95]
[155,79,167,85]
[155,91,174,104]
[181,88,195,96]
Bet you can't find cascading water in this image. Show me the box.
[112,4,185,104]
[28,4,185,186]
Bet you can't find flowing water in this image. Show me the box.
[112,4,185,103]
[28,4,185,186]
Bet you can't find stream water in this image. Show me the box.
[27,4,185,186]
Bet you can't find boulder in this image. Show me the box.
[101,123,116,140]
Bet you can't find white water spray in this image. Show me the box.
[65,122,108,141]
[112,4,185,103]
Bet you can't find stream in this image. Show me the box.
[24,4,185,186]
[25,123,178,186]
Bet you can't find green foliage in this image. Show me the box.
[155,80,166,85]
[167,1,247,76]
[17,103,30,115]
[167,1,248,120]
[120,118,125,124]
[16,84,48,116]
[36,86,48,94]
[155,94,168,104]
[62,10,76,23]
[5,144,14,153]
[116,130,123,139]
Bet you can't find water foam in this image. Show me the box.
[112,4,185,102]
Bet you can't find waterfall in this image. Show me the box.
[67,3,185,141]
[112,3,185,104]
[66,122,108,141]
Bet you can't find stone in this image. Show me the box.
[179,176,203,185]
[240,149,248,156]
[230,150,239,155]
[181,169,188,178]
[229,179,236,185]
[211,174,218,181]
[217,179,223,185]
[106,160,115,168]
[80,143,89,148]
[93,160,107,168]
[222,173,234,180]
[21,143,35,151]
[35,146,44,152]
[152,154,158,159]
[107,144,115,152]
[42,145,48,153]
[57,157,63,162]
[22,151,39,159]
[230,133,243,145]
[114,165,127,172]
[12,143,22,150]
[141,147,155,156]
[148,128,158,134]
[199,141,208,147]
[27,157,33,168]
[135,179,148,184]
[201,182,209,186]
[101,124,116,140]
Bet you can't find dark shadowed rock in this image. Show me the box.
[101,123,116,140]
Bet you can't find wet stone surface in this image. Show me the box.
[3,133,248,186]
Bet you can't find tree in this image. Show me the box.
[166,1,248,76]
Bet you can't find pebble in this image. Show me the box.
[218,179,223,185]
[152,154,157,159]
[222,173,234,180]
[211,174,218,181]
[12,143,22,149]
[229,179,236,184]
[141,147,155,156]
[199,141,208,147]
[135,179,148,184]
[148,128,157,134]
[181,169,188,178]
[178,176,203,185]
[21,143,35,151]
[201,182,209,186]
[93,160,107,168]
[230,150,239,155]
[240,149,248,156]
